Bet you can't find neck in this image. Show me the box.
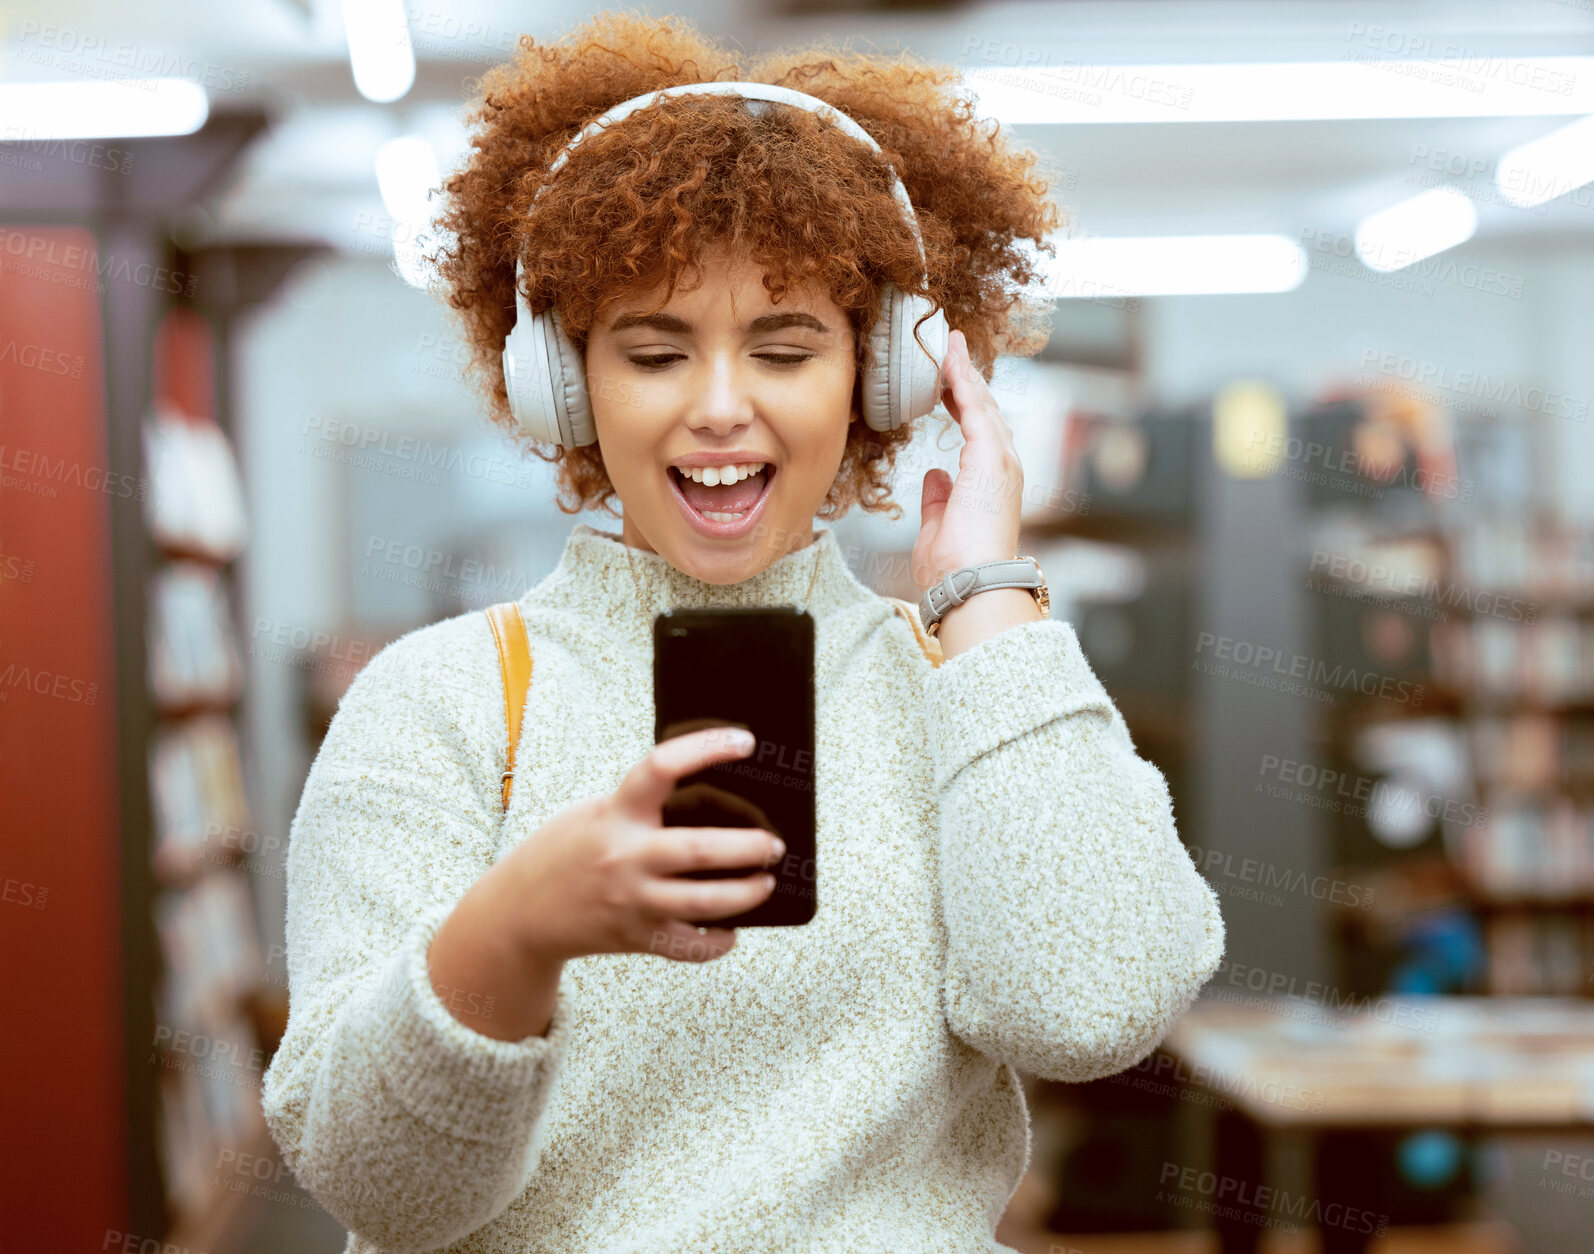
[536,522,874,646]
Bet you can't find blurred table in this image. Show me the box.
[1162,995,1594,1254]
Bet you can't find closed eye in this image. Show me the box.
[627,353,816,370]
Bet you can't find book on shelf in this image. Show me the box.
[155,1011,268,1223]
[147,561,245,708]
[1459,796,1594,899]
[1483,913,1594,995]
[1431,614,1594,705]
[150,863,268,1212]
[1470,713,1559,793]
[154,870,264,1031]
[149,714,251,876]
[158,1065,211,1220]
[1447,515,1594,603]
[142,402,248,561]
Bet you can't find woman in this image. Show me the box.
[261,13,1225,1253]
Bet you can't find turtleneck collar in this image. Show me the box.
[531,522,880,643]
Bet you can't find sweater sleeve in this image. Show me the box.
[260,630,576,1253]
[920,616,1224,1083]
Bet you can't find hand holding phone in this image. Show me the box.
[452,726,784,976]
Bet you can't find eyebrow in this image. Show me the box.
[607,311,834,335]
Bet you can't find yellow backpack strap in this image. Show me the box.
[485,602,533,811]
[885,596,944,669]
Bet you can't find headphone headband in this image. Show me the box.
[532,81,928,272]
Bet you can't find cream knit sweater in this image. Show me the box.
[261,521,1225,1254]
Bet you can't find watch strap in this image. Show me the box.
[919,557,1044,635]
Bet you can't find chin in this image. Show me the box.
[670,540,770,585]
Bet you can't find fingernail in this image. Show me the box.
[770,836,786,858]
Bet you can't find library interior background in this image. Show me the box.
[4,1,1594,1251]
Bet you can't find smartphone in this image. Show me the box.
[653,606,816,927]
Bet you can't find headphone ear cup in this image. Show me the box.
[502,310,555,442]
[862,287,948,433]
[860,294,898,433]
[542,306,597,447]
[896,292,949,426]
[501,305,597,448]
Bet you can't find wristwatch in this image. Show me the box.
[919,556,1050,638]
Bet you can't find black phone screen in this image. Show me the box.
[653,606,816,927]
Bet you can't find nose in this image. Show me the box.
[684,351,756,435]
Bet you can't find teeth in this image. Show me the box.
[672,461,767,485]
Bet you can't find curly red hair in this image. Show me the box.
[430,10,1068,521]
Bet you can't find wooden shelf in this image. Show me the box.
[154,539,243,568]
[1443,591,1594,617]
[1023,511,1191,548]
[1462,890,1594,912]
[152,691,245,720]
[151,840,244,890]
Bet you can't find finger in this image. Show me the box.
[951,329,984,388]
[641,825,785,877]
[930,331,969,390]
[661,781,774,832]
[941,329,1014,449]
[639,869,777,921]
[617,725,755,817]
[940,329,975,406]
[920,466,952,532]
[937,331,964,419]
[659,715,750,743]
[937,329,961,403]
[638,920,738,962]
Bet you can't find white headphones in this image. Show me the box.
[500,80,950,448]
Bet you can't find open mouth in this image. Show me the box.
[667,463,777,535]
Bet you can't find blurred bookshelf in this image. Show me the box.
[139,309,276,1247]
[1298,391,1594,1001]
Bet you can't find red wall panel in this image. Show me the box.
[0,224,128,1244]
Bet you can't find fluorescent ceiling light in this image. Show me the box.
[342,0,414,103]
[965,57,1594,123]
[1355,187,1477,272]
[1495,113,1594,207]
[375,134,440,289]
[1045,234,1308,298]
[0,79,208,139]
